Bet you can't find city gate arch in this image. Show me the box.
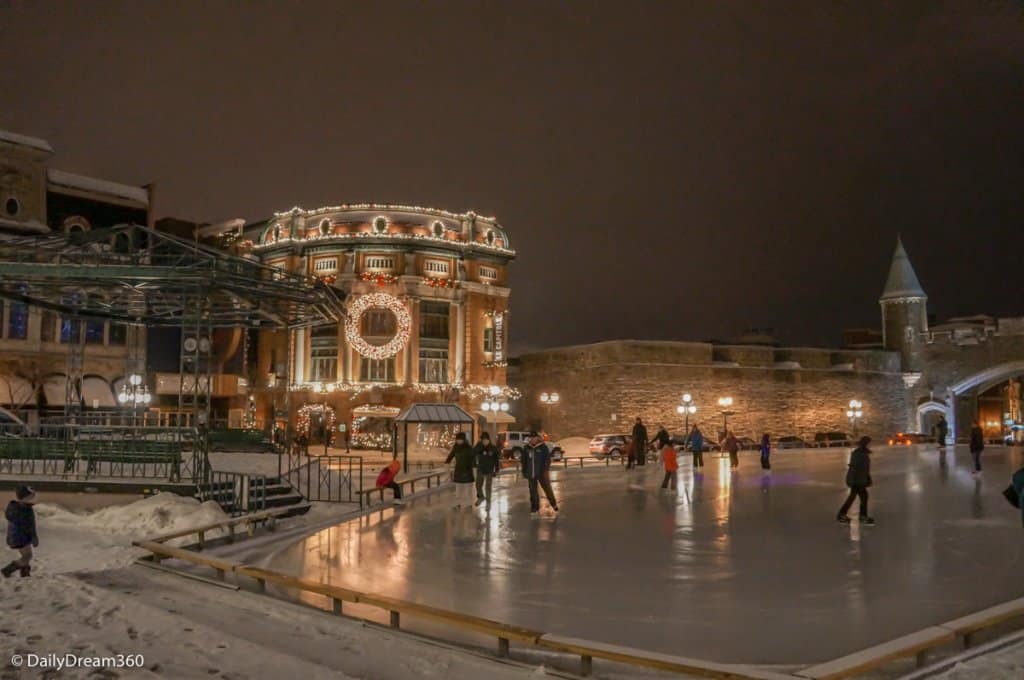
[916,399,952,441]
[947,360,1024,444]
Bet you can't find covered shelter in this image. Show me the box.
[395,403,475,473]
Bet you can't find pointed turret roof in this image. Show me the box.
[880,236,926,301]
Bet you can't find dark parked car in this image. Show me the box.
[814,432,851,447]
[777,435,812,449]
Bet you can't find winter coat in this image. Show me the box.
[5,500,37,550]
[521,442,551,480]
[653,428,669,448]
[723,435,739,454]
[760,439,771,457]
[473,442,501,476]
[845,446,872,488]
[1013,467,1024,527]
[935,420,949,437]
[969,426,985,453]
[661,445,678,472]
[689,430,704,452]
[632,423,648,452]
[376,459,400,488]
[445,442,476,483]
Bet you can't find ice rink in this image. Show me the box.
[263,445,1024,665]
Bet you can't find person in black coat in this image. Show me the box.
[472,432,502,507]
[969,421,985,473]
[3,485,38,578]
[934,415,949,448]
[632,418,649,467]
[522,432,558,514]
[445,432,476,509]
[837,436,874,525]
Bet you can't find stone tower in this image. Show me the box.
[879,237,928,377]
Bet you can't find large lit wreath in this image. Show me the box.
[345,292,412,359]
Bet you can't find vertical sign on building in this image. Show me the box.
[493,311,505,364]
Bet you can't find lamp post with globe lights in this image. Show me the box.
[676,393,697,435]
[118,373,151,426]
[846,400,864,438]
[717,396,734,439]
[539,391,560,431]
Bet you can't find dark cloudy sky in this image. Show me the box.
[3,1,1022,352]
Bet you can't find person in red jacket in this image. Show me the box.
[376,458,403,503]
[660,440,678,490]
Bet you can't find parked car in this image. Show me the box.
[734,436,759,451]
[589,434,632,458]
[887,432,935,446]
[776,435,812,449]
[814,432,851,447]
[498,431,563,460]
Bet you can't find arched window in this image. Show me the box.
[373,216,388,234]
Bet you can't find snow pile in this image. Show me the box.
[930,639,1024,679]
[555,436,591,456]
[1,493,229,575]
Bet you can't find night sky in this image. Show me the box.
[3,1,1022,353]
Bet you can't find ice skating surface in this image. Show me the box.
[266,445,1024,665]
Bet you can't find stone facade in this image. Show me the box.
[512,341,907,440]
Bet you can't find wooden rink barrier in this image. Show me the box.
[131,501,1024,679]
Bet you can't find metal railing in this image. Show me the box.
[196,471,268,517]
[282,454,363,503]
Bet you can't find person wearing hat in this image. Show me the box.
[3,485,39,578]
[522,431,558,515]
[473,432,501,508]
[445,431,476,510]
[837,436,875,525]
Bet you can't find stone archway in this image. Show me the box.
[916,399,952,441]
[948,360,1024,444]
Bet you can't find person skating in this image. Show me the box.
[445,432,475,509]
[659,439,678,491]
[1012,466,1024,527]
[625,437,636,470]
[652,424,670,450]
[934,415,949,448]
[473,432,501,508]
[837,436,874,525]
[3,485,38,578]
[522,431,558,514]
[632,418,648,467]
[969,421,985,474]
[689,425,704,468]
[723,431,740,469]
[375,458,403,504]
[759,433,771,470]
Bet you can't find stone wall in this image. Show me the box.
[511,341,908,441]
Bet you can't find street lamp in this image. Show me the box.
[846,400,864,437]
[676,393,697,434]
[117,373,151,408]
[717,396,734,437]
[539,392,560,405]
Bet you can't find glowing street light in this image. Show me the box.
[717,396,734,437]
[676,393,697,433]
[539,392,560,405]
[117,373,151,408]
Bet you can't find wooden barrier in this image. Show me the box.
[133,540,237,581]
[795,627,956,679]
[141,504,309,547]
[940,597,1024,649]
[357,469,448,506]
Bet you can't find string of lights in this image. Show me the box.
[344,293,412,360]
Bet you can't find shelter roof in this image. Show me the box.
[396,403,475,424]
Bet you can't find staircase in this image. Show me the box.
[197,474,310,518]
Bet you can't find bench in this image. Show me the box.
[795,627,956,679]
[357,469,448,507]
[80,439,182,480]
[940,597,1024,649]
[536,634,795,679]
[0,439,74,473]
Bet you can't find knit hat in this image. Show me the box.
[15,485,36,503]
[455,432,467,442]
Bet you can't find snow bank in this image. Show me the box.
[1,493,229,575]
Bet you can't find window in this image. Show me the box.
[432,221,445,237]
[314,258,338,272]
[4,197,18,217]
[483,327,494,353]
[419,301,449,340]
[108,323,127,346]
[60,317,82,344]
[372,216,388,234]
[7,302,27,339]
[424,260,449,275]
[419,348,449,384]
[41,311,56,342]
[365,256,394,270]
[360,357,395,382]
[320,219,331,236]
[85,320,105,344]
[310,325,338,382]
[479,266,497,281]
[361,309,396,339]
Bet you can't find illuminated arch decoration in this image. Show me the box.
[345,292,411,359]
[297,403,336,437]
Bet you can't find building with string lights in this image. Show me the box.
[232,205,516,449]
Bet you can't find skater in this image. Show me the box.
[1012,466,1024,527]
[625,437,636,470]
[934,415,949,448]
[652,424,670,450]
[375,458,403,503]
[689,425,704,468]
[723,431,740,469]
[3,485,38,578]
[632,418,648,467]
[969,421,984,474]
[659,438,678,490]
[445,432,475,509]
[522,431,558,514]
[837,436,874,525]
[759,433,771,470]
[473,432,501,507]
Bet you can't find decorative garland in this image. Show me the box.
[296,403,337,437]
[360,271,399,286]
[423,277,455,288]
[318,273,337,285]
[344,293,412,359]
